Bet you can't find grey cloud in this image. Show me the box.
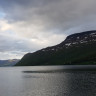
[0,32,65,59]
[1,0,96,34]
[0,34,40,53]
[0,0,96,59]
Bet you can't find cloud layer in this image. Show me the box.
[0,0,96,59]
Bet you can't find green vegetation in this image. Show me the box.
[15,30,96,66]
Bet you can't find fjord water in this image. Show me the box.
[0,66,96,96]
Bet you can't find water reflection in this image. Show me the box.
[0,66,96,96]
[23,75,42,78]
[66,71,96,96]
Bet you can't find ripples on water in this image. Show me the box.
[0,66,96,96]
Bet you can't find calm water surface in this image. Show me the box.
[0,65,96,96]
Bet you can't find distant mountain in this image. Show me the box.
[15,30,96,66]
[0,59,19,67]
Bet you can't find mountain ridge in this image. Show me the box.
[15,30,96,66]
[0,59,19,67]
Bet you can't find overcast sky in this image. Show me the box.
[0,0,96,60]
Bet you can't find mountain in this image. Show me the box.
[0,59,19,67]
[15,30,96,66]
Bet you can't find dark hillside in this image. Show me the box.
[15,30,96,66]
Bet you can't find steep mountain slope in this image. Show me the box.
[0,59,19,67]
[15,30,96,66]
